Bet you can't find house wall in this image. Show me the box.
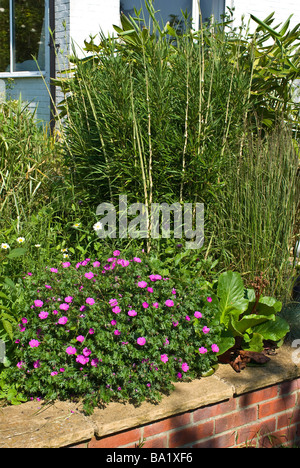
[227,0,300,31]
[5,77,51,123]
[70,0,120,58]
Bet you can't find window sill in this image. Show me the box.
[0,72,46,79]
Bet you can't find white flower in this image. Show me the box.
[1,243,10,250]
[63,253,69,258]
[16,237,25,244]
[72,223,81,228]
[35,244,41,248]
[93,221,103,231]
[61,248,68,253]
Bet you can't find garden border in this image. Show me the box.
[0,343,299,448]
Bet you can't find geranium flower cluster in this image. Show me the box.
[9,248,221,413]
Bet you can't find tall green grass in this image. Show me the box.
[53,6,300,298]
[214,124,299,297]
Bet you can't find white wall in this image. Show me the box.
[70,0,120,57]
[227,0,300,32]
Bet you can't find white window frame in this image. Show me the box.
[0,0,49,78]
[192,0,200,30]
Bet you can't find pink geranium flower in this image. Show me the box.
[59,303,69,311]
[207,297,212,302]
[137,337,146,346]
[76,335,85,343]
[34,300,43,308]
[112,306,121,314]
[86,297,95,305]
[138,281,147,288]
[181,362,189,372]
[211,344,219,353]
[76,355,89,365]
[165,299,174,307]
[149,274,162,282]
[160,354,168,363]
[194,311,202,319]
[128,309,137,317]
[29,339,40,348]
[39,311,48,320]
[58,316,68,325]
[64,296,73,303]
[202,326,210,334]
[62,262,71,268]
[199,347,208,354]
[66,346,77,355]
[109,298,118,307]
[84,272,94,279]
[142,302,149,309]
[113,250,121,257]
[50,268,58,273]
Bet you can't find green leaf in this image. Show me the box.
[230,313,275,336]
[217,271,249,328]
[0,292,9,300]
[243,333,264,352]
[216,329,236,356]
[6,248,27,259]
[250,14,282,39]
[253,316,290,342]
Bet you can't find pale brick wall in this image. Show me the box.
[6,77,51,124]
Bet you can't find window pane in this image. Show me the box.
[13,0,45,72]
[121,0,193,31]
[0,0,10,72]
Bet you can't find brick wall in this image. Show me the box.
[68,378,300,448]
[6,77,51,124]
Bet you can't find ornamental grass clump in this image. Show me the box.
[8,250,221,414]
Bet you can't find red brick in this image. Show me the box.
[259,425,299,448]
[215,407,257,434]
[143,413,191,438]
[67,442,88,448]
[193,399,236,422]
[277,409,300,429]
[238,386,278,408]
[278,379,300,396]
[169,421,214,447]
[142,435,168,448]
[258,394,297,419]
[88,428,141,448]
[236,418,276,445]
[192,432,236,448]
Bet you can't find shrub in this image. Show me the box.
[8,248,221,414]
